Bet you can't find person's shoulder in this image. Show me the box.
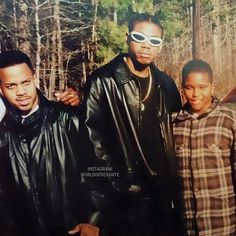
[86,54,126,93]
[40,101,80,134]
[46,100,79,122]
[220,102,236,112]
[39,92,78,117]
[151,65,174,82]
[90,56,118,75]
[151,64,182,111]
[90,63,109,79]
[151,64,178,92]
[218,103,236,112]
[90,54,124,80]
[216,103,236,120]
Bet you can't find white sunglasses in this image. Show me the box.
[129,31,163,47]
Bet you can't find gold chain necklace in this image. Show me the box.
[141,68,152,111]
[123,57,152,111]
[141,67,152,103]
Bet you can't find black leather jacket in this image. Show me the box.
[85,54,182,191]
[0,91,96,236]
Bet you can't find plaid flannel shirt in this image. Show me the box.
[173,99,236,236]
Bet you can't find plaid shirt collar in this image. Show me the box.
[174,97,220,122]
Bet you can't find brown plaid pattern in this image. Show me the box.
[173,102,236,236]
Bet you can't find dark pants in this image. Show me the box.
[0,203,34,236]
[102,187,183,236]
[0,202,67,236]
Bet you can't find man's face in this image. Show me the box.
[183,72,214,115]
[127,21,163,66]
[0,63,38,114]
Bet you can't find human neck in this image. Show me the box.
[21,104,39,118]
[124,56,150,78]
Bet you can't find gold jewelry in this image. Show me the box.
[123,57,149,77]
[140,68,152,111]
[141,67,152,103]
[123,57,152,111]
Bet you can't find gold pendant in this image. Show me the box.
[141,103,145,111]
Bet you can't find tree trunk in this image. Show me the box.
[233,0,236,77]
[34,0,41,88]
[225,11,232,90]
[54,0,65,91]
[49,2,57,100]
[192,0,201,59]
[212,0,221,75]
[17,0,31,55]
[12,0,18,48]
[90,0,98,65]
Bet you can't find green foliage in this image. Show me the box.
[96,45,118,64]
[96,19,127,64]
[131,0,156,15]
[100,0,131,10]
[201,0,214,15]
[99,0,132,21]
[157,1,189,41]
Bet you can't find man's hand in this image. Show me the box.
[68,223,99,236]
[54,88,80,106]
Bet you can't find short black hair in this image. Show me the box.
[182,59,213,85]
[128,13,164,37]
[0,50,33,73]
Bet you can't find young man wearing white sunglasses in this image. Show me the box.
[82,13,183,236]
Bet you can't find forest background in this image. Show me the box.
[0,0,235,100]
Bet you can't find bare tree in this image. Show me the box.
[192,0,201,59]
[16,0,31,55]
[212,0,221,75]
[54,0,65,91]
[34,0,42,87]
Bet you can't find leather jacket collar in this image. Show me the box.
[110,53,166,89]
[3,90,49,125]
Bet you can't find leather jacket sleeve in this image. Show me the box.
[84,75,120,228]
[85,77,113,164]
